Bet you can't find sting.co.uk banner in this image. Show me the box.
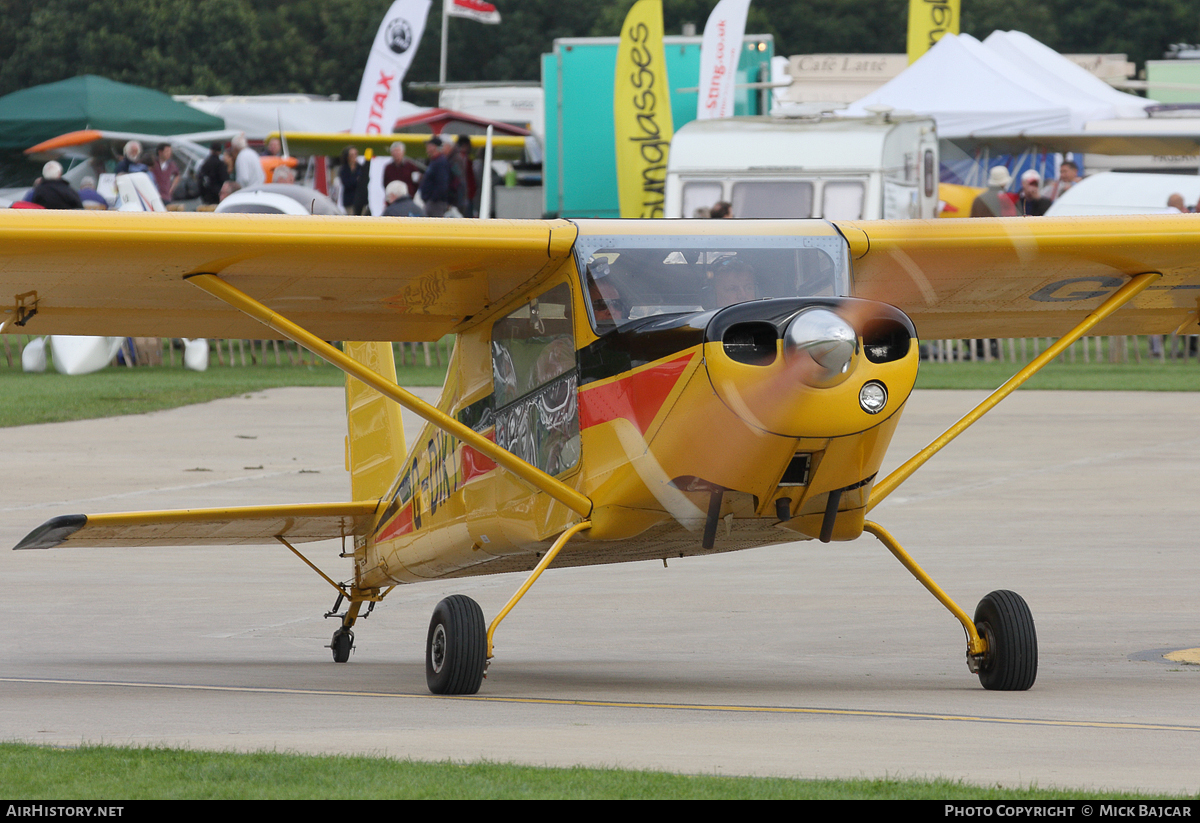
[695,0,752,121]
[614,0,674,219]
[906,0,959,64]
[351,0,432,135]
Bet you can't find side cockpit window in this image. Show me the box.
[490,283,580,476]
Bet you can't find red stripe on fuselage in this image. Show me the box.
[376,499,414,542]
[578,353,694,435]
[461,434,497,483]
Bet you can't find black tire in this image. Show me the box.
[331,628,354,663]
[426,595,487,695]
[974,590,1037,691]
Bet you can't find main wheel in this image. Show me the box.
[331,628,354,663]
[426,595,487,695]
[973,590,1037,691]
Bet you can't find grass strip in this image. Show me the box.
[0,341,1195,429]
[0,743,1193,800]
[0,360,447,428]
[916,359,1199,391]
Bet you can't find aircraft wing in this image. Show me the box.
[839,214,1200,339]
[271,132,528,161]
[14,502,380,550]
[0,211,578,341]
[24,129,241,166]
[948,132,1200,157]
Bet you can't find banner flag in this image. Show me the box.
[696,0,752,120]
[614,0,674,218]
[906,0,959,64]
[447,0,501,24]
[351,0,432,136]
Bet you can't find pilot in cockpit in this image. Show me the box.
[588,267,627,327]
[704,257,758,309]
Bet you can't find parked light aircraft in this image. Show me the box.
[2,211,1198,695]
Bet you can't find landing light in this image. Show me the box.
[859,381,887,414]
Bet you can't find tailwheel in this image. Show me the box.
[972,590,1037,691]
[330,627,354,663]
[426,595,487,695]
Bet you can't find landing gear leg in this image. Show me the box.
[274,536,391,664]
[864,521,1038,691]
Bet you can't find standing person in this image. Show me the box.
[198,142,229,205]
[970,166,1017,217]
[351,148,374,216]
[232,133,264,188]
[115,141,147,174]
[450,135,477,217]
[30,161,82,209]
[383,141,421,198]
[337,146,360,214]
[1046,160,1079,201]
[149,144,180,205]
[1015,170,1051,216]
[418,137,452,217]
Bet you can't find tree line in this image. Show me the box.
[1,0,1195,104]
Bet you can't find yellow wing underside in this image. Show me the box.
[0,212,578,341]
[15,502,380,550]
[2,211,1198,345]
[841,215,1200,338]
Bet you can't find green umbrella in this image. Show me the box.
[0,75,225,150]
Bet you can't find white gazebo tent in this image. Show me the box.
[844,33,1076,138]
[981,31,1153,120]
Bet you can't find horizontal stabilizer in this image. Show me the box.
[14,501,379,550]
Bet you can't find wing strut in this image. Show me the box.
[186,273,593,519]
[486,520,592,660]
[867,271,1162,511]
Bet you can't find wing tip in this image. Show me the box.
[13,514,87,550]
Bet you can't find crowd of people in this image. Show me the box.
[11,136,246,211]
[333,134,480,218]
[6,129,492,218]
[969,160,1079,217]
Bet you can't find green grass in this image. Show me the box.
[0,340,451,428]
[916,358,1200,391]
[916,336,1200,391]
[0,743,1192,800]
[1,336,1196,429]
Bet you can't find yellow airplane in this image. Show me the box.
[2,211,1198,695]
[268,131,529,161]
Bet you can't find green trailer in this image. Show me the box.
[542,34,775,218]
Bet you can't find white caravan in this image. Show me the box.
[664,112,939,220]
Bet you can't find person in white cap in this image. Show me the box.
[1016,169,1051,216]
[970,166,1017,217]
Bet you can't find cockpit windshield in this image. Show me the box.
[576,233,850,332]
